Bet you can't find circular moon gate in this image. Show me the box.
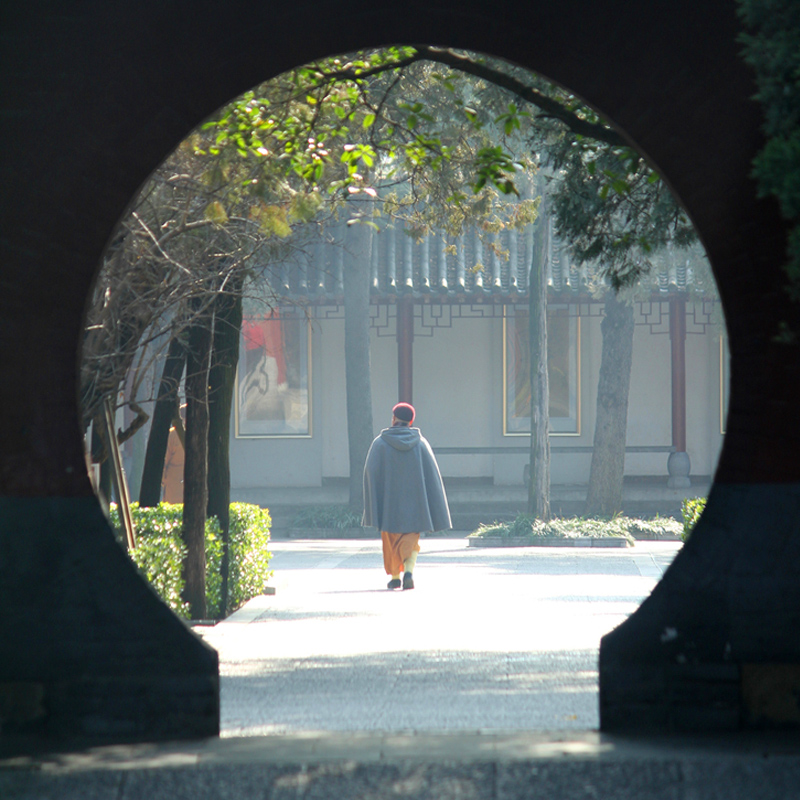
[1,0,798,741]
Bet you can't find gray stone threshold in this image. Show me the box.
[1,729,798,768]
[3,731,800,799]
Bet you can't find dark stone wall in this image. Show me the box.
[0,0,797,743]
[0,498,219,743]
[601,484,800,730]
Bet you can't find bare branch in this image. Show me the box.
[117,402,149,445]
[314,46,629,148]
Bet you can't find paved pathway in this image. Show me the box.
[198,537,680,736]
[11,539,800,800]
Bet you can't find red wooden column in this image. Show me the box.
[397,295,414,403]
[667,294,691,487]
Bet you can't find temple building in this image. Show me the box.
[225,217,725,522]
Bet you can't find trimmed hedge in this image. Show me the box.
[226,502,274,614]
[110,502,272,618]
[469,513,682,543]
[680,497,706,541]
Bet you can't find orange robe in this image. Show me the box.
[381,531,420,576]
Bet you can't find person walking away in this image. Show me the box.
[362,402,452,590]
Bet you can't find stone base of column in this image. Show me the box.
[667,450,691,489]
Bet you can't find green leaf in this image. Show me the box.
[499,179,519,196]
[611,179,630,194]
[204,201,229,224]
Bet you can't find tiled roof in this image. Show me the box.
[269,219,706,301]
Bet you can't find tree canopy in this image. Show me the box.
[199,46,696,284]
[83,45,707,434]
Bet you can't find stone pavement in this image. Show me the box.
[200,537,679,736]
[5,537,800,798]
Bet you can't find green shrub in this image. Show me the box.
[290,504,363,529]
[203,515,224,618]
[226,503,273,614]
[470,514,682,544]
[680,497,706,542]
[471,518,519,538]
[624,514,683,540]
[111,503,188,614]
[110,502,271,618]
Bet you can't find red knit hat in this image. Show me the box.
[392,402,415,424]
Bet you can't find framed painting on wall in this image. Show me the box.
[503,305,580,436]
[235,308,311,437]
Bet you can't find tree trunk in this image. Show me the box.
[343,220,374,512]
[584,292,635,516]
[207,283,242,617]
[139,335,186,507]
[527,215,551,520]
[182,308,213,620]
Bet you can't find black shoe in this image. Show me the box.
[387,578,401,590]
[403,573,414,590]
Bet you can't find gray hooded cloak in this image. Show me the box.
[362,426,452,534]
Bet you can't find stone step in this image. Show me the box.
[3,731,800,799]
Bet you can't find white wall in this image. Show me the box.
[623,323,673,476]
[686,331,725,478]
[228,302,727,495]
[318,317,349,477]
[547,314,599,486]
[413,315,494,477]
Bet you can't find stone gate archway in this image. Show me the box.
[2,0,798,743]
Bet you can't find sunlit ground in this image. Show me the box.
[198,539,680,735]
